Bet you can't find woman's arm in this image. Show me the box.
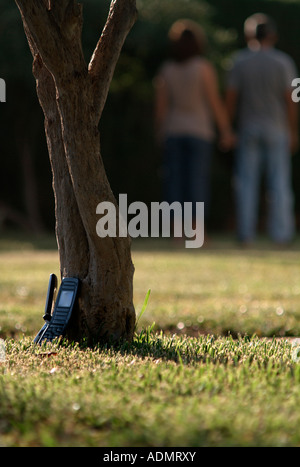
[202,61,235,150]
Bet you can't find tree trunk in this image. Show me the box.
[15,0,137,344]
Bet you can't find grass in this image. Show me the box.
[1,232,300,447]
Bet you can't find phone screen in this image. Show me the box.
[58,290,74,308]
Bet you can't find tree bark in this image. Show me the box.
[15,0,137,344]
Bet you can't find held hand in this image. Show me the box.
[218,131,237,153]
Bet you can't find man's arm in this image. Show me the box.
[202,62,235,151]
[225,87,239,124]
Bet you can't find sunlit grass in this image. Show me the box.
[1,334,300,447]
[132,238,300,338]
[0,233,300,446]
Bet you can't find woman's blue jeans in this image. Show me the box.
[234,124,295,243]
[163,135,213,218]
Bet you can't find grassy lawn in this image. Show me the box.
[0,232,300,447]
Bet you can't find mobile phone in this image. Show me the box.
[34,275,80,345]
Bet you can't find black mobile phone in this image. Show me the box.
[34,275,80,345]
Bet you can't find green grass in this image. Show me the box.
[1,233,300,447]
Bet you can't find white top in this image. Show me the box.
[158,57,215,141]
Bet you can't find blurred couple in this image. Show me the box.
[155,14,298,246]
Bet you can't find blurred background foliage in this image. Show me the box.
[0,0,300,234]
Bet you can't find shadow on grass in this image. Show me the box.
[66,325,245,365]
[56,329,208,365]
[54,327,294,367]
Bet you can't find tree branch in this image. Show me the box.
[88,0,137,121]
[15,0,86,78]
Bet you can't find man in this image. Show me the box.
[226,14,298,246]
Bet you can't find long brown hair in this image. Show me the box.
[168,19,206,62]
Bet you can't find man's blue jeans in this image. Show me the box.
[235,124,295,243]
[163,135,213,217]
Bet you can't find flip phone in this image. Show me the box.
[34,274,80,344]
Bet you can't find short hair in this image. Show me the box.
[244,13,277,42]
[168,19,206,62]
[256,19,277,41]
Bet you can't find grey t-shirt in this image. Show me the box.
[227,47,297,131]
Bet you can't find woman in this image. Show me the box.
[155,19,233,230]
